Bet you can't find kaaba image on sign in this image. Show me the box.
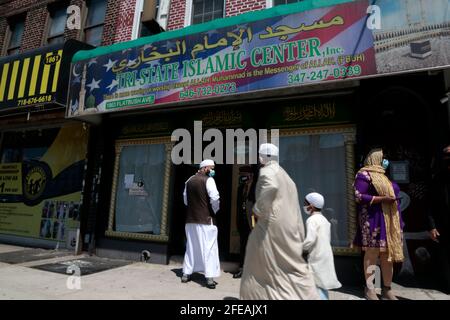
[410,40,432,59]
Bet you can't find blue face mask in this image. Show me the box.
[208,169,215,177]
[382,159,389,170]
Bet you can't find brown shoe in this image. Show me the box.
[381,286,398,300]
[364,287,379,300]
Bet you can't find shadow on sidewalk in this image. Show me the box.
[334,286,411,300]
[0,248,72,264]
[171,268,215,288]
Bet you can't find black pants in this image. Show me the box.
[237,221,251,268]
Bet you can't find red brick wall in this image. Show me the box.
[21,5,48,52]
[166,0,268,30]
[226,0,266,17]
[102,0,137,46]
[0,0,69,54]
[113,0,137,43]
[0,0,48,55]
[1,0,43,14]
[0,17,8,55]
[167,0,185,31]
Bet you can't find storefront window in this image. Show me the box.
[107,138,172,242]
[279,131,350,248]
[1,128,60,163]
[0,124,88,245]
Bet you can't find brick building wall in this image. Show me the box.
[0,17,8,55]
[166,0,268,31]
[0,0,138,56]
[225,0,266,17]
[166,0,186,31]
[0,0,47,55]
[102,0,137,46]
[21,5,49,52]
[0,0,60,56]
[1,0,271,55]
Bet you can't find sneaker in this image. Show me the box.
[206,278,216,289]
[181,274,191,283]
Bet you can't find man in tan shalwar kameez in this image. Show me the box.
[240,143,319,300]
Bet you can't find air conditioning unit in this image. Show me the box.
[142,0,158,22]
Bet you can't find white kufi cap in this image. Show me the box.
[259,143,279,157]
[305,192,325,209]
[199,159,215,168]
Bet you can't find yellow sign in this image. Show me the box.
[0,163,22,195]
[0,124,88,242]
[0,50,62,108]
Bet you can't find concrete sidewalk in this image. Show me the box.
[0,244,448,300]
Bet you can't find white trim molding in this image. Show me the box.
[157,0,170,30]
[184,0,193,27]
[131,0,145,40]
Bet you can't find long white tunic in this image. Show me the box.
[182,177,220,278]
[240,161,319,300]
[303,212,342,290]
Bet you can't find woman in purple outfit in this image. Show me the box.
[353,148,404,300]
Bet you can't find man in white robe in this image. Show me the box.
[182,159,220,289]
[240,144,320,300]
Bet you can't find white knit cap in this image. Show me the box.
[305,192,325,209]
[259,143,279,157]
[199,159,215,168]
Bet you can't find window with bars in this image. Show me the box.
[6,18,25,56]
[47,5,67,45]
[83,0,107,47]
[192,0,224,25]
[274,0,304,6]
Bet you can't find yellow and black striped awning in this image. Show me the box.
[0,40,93,114]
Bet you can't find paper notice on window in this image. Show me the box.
[124,174,134,189]
[129,183,148,197]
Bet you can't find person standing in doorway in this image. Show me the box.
[302,192,342,300]
[233,165,256,279]
[426,144,450,293]
[240,144,319,300]
[353,148,404,300]
[181,159,221,289]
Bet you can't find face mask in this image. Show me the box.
[258,156,266,166]
[208,169,215,177]
[303,206,312,215]
[382,159,389,170]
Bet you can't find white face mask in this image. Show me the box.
[303,206,312,215]
[259,156,267,166]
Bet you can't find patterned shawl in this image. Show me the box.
[358,149,404,262]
